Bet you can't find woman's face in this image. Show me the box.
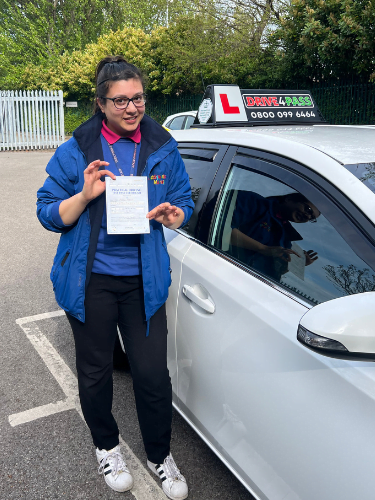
[283,198,320,223]
[98,78,145,136]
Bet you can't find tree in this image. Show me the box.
[0,0,288,95]
[193,0,289,47]
[0,0,196,63]
[0,0,113,63]
[148,4,286,96]
[324,264,375,295]
[15,26,156,99]
[273,0,375,83]
[0,0,198,88]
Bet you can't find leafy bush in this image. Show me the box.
[15,26,156,101]
[64,105,93,135]
[274,0,375,84]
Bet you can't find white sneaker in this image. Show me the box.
[147,453,188,500]
[96,445,133,492]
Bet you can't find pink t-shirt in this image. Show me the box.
[101,120,141,144]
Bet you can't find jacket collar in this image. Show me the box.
[73,112,104,156]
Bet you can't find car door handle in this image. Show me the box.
[182,284,215,314]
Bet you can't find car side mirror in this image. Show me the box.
[297,292,375,361]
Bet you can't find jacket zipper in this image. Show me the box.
[61,251,70,267]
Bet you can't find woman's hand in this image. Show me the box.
[59,160,115,225]
[81,160,115,203]
[259,245,300,262]
[147,202,184,229]
[304,249,318,266]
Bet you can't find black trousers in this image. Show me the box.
[66,273,172,464]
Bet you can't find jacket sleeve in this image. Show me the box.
[166,149,194,226]
[36,144,78,233]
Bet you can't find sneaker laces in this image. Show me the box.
[98,449,129,478]
[164,454,184,481]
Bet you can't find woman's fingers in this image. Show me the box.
[84,160,109,172]
[81,162,116,203]
[146,203,172,219]
[98,169,116,180]
[84,162,116,181]
[305,250,318,262]
[284,248,300,257]
[306,250,318,258]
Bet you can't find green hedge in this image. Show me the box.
[64,104,93,135]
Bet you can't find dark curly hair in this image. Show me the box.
[94,55,145,114]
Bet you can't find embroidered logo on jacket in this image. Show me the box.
[150,174,166,185]
[260,221,271,232]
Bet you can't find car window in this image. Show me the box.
[209,164,375,305]
[179,148,218,206]
[184,115,195,129]
[178,144,229,237]
[344,163,375,194]
[168,116,185,130]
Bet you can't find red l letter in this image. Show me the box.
[220,94,240,114]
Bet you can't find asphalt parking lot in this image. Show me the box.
[0,150,255,500]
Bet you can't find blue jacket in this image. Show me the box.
[231,191,302,281]
[37,113,194,324]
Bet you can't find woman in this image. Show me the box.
[37,56,193,500]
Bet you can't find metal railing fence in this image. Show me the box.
[146,95,203,124]
[144,85,375,126]
[63,82,375,135]
[310,82,375,125]
[0,90,64,151]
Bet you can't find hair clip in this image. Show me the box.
[97,77,111,86]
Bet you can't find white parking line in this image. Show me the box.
[12,310,166,500]
[16,309,66,325]
[9,398,77,427]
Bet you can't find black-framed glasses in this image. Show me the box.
[100,94,146,110]
[303,203,318,223]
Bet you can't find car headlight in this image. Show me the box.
[297,325,348,351]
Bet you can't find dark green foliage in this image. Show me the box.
[274,0,375,85]
[64,105,93,135]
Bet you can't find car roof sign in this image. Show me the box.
[193,84,326,127]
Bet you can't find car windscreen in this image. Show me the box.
[344,163,375,194]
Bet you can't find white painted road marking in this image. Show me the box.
[16,309,66,325]
[12,310,166,500]
[9,398,77,427]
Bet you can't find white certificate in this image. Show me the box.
[105,176,150,234]
[288,242,306,280]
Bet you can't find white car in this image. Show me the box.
[162,111,197,130]
[164,85,375,500]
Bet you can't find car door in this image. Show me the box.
[165,143,234,392]
[174,147,375,500]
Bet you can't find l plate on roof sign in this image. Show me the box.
[214,85,248,122]
[198,98,213,124]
